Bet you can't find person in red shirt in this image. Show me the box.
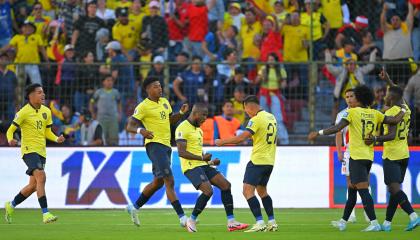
[186,0,208,57]
[260,15,283,62]
[166,0,189,61]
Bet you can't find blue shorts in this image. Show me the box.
[184,165,220,190]
[146,142,173,177]
[22,153,46,176]
[243,161,273,186]
[349,158,372,184]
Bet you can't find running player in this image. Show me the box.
[334,89,370,224]
[175,103,248,232]
[125,77,189,227]
[216,95,278,232]
[4,83,65,224]
[308,85,407,231]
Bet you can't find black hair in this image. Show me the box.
[177,51,190,59]
[102,74,113,81]
[223,47,236,60]
[222,100,234,107]
[354,85,374,107]
[243,95,259,105]
[191,55,203,62]
[344,88,355,94]
[25,83,42,100]
[264,52,283,84]
[192,102,208,113]
[388,85,403,101]
[142,77,160,90]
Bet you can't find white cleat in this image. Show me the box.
[362,222,382,232]
[331,220,347,231]
[179,215,188,227]
[126,205,140,227]
[348,216,357,223]
[244,223,266,232]
[186,218,197,232]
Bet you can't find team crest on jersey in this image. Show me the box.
[14,113,18,120]
[177,131,183,138]
[42,112,47,120]
[247,121,253,127]
[343,111,349,118]
[163,103,169,109]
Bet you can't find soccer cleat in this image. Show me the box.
[4,201,14,224]
[126,205,140,227]
[405,218,419,231]
[179,215,188,227]
[361,222,381,232]
[186,218,197,232]
[227,220,249,232]
[265,221,278,232]
[381,224,391,232]
[348,216,357,223]
[42,212,58,224]
[244,223,266,232]
[331,220,346,231]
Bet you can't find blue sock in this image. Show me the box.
[227,215,235,221]
[38,196,48,214]
[42,208,49,214]
[247,196,263,222]
[11,201,17,207]
[12,192,27,207]
[262,195,274,221]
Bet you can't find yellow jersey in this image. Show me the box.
[231,98,245,124]
[281,24,309,62]
[320,0,343,29]
[10,34,44,64]
[132,97,172,147]
[259,67,287,90]
[240,21,262,59]
[300,11,324,41]
[246,110,277,165]
[175,120,207,173]
[11,104,53,158]
[112,21,139,51]
[341,74,359,99]
[129,12,145,34]
[383,105,410,160]
[342,107,385,160]
[26,15,51,44]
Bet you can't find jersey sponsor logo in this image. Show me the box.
[42,112,47,120]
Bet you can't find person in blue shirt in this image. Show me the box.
[0,0,15,47]
[0,52,16,123]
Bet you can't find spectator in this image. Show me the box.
[107,41,135,95]
[335,39,357,64]
[0,52,16,123]
[26,2,51,44]
[1,21,48,85]
[166,0,189,62]
[79,109,104,146]
[224,66,251,98]
[358,30,381,62]
[213,100,243,141]
[186,0,208,57]
[113,7,138,54]
[300,0,329,60]
[0,0,15,48]
[260,15,282,62]
[255,52,289,145]
[412,3,420,61]
[403,69,420,140]
[53,43,77,105]
[75,51,99,113]
[217,48,239,81]
[206,0,224,32]
[50,102,80,145]
[129,0,145,36]
[239,8,261,80]
[273,0,288,27]
[57,0,82,44]
[90,74,122,146]
[335,15,369,50]
[203,63,223,110]
[13,3,30,30]
[223,2,245,31]
[96,0,116,25]
[325,49,377,119]
[230,85,246,125]
[39,0,55,19]
[381,2,414,86]
[173,55,206,107]
[201,24,218,62]
[116,0,133,9]
[147,55,166,91]
[95,28,110,62]
[71,1,105,59]
[141,1,169,56]
[320,0,350,48]
[217,25,239,60]
[371,82,386,111]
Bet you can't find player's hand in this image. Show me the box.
[215,139,223,146]
[364,134,374,146]
[140,129,154,139]
[180,103,189,114]
[57,134,65,143]
[203,153,212,161]
[307,131,319,141]
[337,152,344,162]
[209,158,221,166]
[8,139,18,146]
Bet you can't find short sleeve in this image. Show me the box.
[115,90,121,102]
[280,67,287,79]
[35,34,43,46]
[9,36,18,47]
[246,118,259,135]
[12,108,25,126]
[73,18,83,31]
[175,125,187,142]
[91,90,100,103]
[132,104,145,121]
[342,108,352,123]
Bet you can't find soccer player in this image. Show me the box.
[175,103,249,232]
[308,85,407,231]
[364,87,419,231]
[216,95,278,232]
[125,77,189,227]
[4,83,65,224]
[334,89,370,224]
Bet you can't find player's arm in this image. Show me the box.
[379,67,397,87]
[215,130,252,146]
[308,119,349,141]
[45,125,65,143]
[126,116,154,139]
[383,109,406,125]
[6,123,18,146]
[365,125,397,145]
[169,103,189,125]
[176,139,211,162]
[335,132,344,162]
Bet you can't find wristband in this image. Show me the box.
[401,108,407,113]
[318,130,324,136]
[179,109,185,115]
[136,128,143,134]
[373,136,377,144]
[56,137,59,143]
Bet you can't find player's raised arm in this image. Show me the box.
[215,130,252,146]
[170,103,189,125]
[379,67,397,87]
[308,119,350,141]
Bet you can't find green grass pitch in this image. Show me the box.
[1,208,418,240]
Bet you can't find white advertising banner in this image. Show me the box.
[0,147,330,208]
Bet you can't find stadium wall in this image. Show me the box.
[0,147,418,209]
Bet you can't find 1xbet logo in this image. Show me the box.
[62,151,241,205]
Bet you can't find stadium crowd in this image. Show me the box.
[0,0,420,146]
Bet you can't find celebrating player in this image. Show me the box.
[125,77,189,227]
[175,103,249,232]
[334,88,370,224]
[308,85,406,231]
[4,83,65,224]
[216,95,278,232]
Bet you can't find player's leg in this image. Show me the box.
[257,185,277,232]
[346,177,357,223]
[4,176,36,223]
[341,153,357,223]
[32,169,57,223]
[209,170,248,231]
[243,162,266,232]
